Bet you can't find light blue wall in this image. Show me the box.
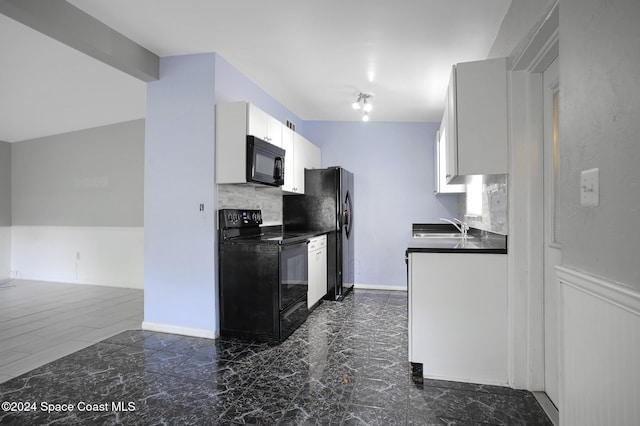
[143,52,460,337]
[144,53,217,333]
[304,121,459,288]
[214,55,303,130]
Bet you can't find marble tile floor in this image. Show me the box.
[0,280,143,383]
[0,289,552,425]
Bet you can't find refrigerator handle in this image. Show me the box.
[344,190,353,238]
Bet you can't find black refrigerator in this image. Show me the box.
[283,167,354,301]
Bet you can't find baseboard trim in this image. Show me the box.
[354,283,407,292]
[556,266,640,316]
[141,321,218,340]
[422,372,509,388]
[533,392,559,426]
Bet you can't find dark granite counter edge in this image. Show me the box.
[408,223,508,254]
[406,247,507,254]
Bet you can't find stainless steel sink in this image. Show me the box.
[413,232,474,239]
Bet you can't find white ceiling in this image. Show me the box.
[0,0,511,142]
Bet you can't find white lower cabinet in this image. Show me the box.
[408,252,508,385]
[308,235,327,308]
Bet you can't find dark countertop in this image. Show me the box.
[406,224,507,254]
[222,226,328,245]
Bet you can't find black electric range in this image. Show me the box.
[218,209,311,343]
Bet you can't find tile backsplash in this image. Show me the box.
[459,174,508,235]
[217,184,283,225]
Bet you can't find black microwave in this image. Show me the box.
[246,135,285,187]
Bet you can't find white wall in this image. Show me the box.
[11,226,143,288]
[9,120,144,288]
[0,227,9,281]
[0,141,10,281]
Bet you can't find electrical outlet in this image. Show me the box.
[580,168,599,207]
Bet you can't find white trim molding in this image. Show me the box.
[557,266,640,316]
[505,0,559,391]
[512,1,559,73]
[353,284,407,292]
[142,321,218,340]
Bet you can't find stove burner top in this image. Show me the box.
[219,209,314,245]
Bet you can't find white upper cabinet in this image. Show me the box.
[282,126,295,191]
[247,103,283,147]
[282,130,321,194]
[216,102,285,184]
[216,102,249,184]
[446,57,508,184]
[216,101,321,189]
[435,104,465,194]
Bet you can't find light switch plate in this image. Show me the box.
[580,168,599,207]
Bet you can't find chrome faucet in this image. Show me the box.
[439,217,469,238]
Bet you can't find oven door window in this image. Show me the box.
[280,242,308,311]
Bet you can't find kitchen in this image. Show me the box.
[1,0,640,425]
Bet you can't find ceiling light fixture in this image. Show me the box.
[352,94,363,110]
[352,92,373,121]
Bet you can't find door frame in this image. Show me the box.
[542,56,561,407]
[506,0,559,391]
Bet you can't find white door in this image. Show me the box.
[543,56,561,407]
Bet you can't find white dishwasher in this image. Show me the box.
[307,234,327,308]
